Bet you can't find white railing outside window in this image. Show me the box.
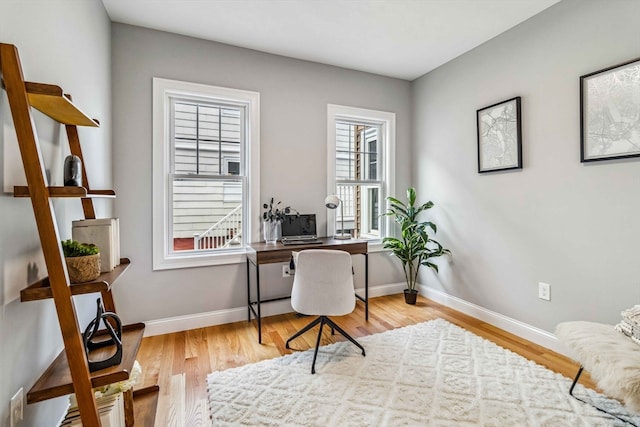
[194,204,242,249]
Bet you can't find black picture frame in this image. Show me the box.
[476,96,522,173]
[580,57,640,163]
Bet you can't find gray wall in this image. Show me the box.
[412,0,640,333]
[111,24,411,324]
[7,2,635,424]
[0,0,111,425]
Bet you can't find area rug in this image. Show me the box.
[206,318,640,426]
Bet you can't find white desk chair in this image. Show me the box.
[285,249,366,374]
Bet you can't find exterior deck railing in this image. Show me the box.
[193,204,242,249]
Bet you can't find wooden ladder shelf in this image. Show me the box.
[0,43,158,426]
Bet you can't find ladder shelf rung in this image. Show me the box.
[27,323,146,404]
[20,259,131,302]
[24,81,99,127]
[13,186,116,198]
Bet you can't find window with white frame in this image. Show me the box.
[153,78,260,270]
[327,104,395,242]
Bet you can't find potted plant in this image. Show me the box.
[383,187,450,304]
[262,197,296,243]
[61,239,101,283]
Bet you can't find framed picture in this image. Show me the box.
[476,96,522,173]
[581,57,640,162]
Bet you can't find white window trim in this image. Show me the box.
[327,104,395,251]
[152,78,260,270]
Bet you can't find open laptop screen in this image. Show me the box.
[281,214,317,239]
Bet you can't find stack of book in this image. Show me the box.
[72,218,120,272]
[59,392,124,427]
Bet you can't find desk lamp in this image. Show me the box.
[325,194,351,240]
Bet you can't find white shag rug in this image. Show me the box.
[207,318,640,426]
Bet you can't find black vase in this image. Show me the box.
[64,154,82,186]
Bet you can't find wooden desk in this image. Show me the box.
[246,238,369,343]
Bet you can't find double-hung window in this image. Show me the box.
[327,104,395,244]
[153,78,259,270]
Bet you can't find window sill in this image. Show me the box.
[153,248,246,271]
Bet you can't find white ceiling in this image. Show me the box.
[101,0,561,81]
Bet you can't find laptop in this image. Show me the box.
[281,214,322,245]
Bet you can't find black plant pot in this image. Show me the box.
[404,289,418,305]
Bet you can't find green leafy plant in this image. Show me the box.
[382,187,450,293]
[262,197,297,222]
[61,239,99,257]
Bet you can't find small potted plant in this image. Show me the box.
[383,187,450,304]
[61,239,101,283]
[262,197,296,243]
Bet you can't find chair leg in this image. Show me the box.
[286,315,366,374]
[568,365,638,427]
[285,316,322,349]
[325,317,366,356]
[311,317,326,374]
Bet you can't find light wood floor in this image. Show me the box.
[134,294,594,427]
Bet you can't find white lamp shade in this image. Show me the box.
[325,194,351,239]
[325,194,340,209]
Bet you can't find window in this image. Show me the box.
[225,159,240,175]
[153,78,260,270]
[327,104,395,244]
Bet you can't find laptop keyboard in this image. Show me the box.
[282,239,323,245]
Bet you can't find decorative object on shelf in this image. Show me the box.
[72,218,120,272]
[262,197,296,243]
[580,57,640,163]
[93,360,142,398]
[63,154,82,186]
[63,391,125,426]
[476,96,522,173]
[82,298,123,372]
[61,239,101,283]
[325,194,351,240]
[383,187,450,304]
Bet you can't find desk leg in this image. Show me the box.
[365,252,369,321]
[246,259,251,322]
[256,264,262,344]
[246,258,263,344]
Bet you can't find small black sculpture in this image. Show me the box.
[64,154,82,186]
[82,298,123,372]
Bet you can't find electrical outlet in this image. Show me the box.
[538,282,551,301]
[10,387,23,427]
[282,265,291,277]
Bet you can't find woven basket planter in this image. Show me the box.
[65,253,101,283]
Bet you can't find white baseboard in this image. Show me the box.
[145,282,568,357]
[419,285,568,357]
[356,282,406,298]
[144,282,405,337]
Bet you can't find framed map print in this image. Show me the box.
[477,96,522,173]
[580,57,640,162]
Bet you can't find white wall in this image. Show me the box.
[412,0,640,334]
[0,1,111,425]
[111,24,411,324]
